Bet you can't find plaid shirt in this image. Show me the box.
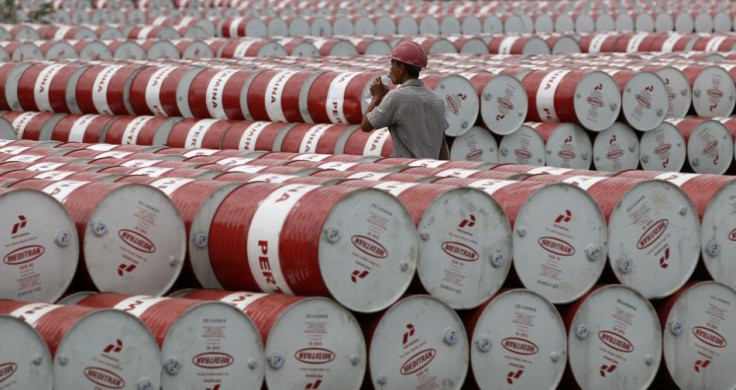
[367,79,449,158]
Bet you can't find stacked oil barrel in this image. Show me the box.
[0,0,735,389]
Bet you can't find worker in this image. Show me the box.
[361,41,450,159]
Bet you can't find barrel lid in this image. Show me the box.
[426,74,479,135]
[593,122,640,172]
[161,301,265,389]
[574,71,621,131]
[608,180,700,299]
[686,120,733,174]
[44,41,77,60]
[180,41,213,59]
[82,183,186,295]
[0,116,14,140]
[499,124,545,166]
[0,189,79,303]
[318,188,417,312]
[98,28,124,40]
[419,15,440,35]
[554,14,574,33]
[552,36,581,54]
[145,40,179,59]
[620,72,667,132]
[396,16,419,35]
[655,67,691,119]
[6,62,34,112]
[702,183,736,290]
[266,17,289,36]
[288,17,311,37]
[449,125,499,162]
[77,41,113,60]
[263,296,366,389]
[694,13,713,33]
[54,309,161,390]
[662,281,736,389]
[544,122,592,169]
[112,41,146,59]
[568,285,661,390]
[416,187,511,309]
[0,315,53,389]
[459,38,488,54]
[692,66,736,118]
[478,74,527,136]
[174,67,204,119]
[470,289,566,390]
[257,41,287,57]
[714,11,732,32]
[12,43,43,61]
[513,183,607,303]
[639,121,686,171]
[188,182,240,288]
[369,295,468,389]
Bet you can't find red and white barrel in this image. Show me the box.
[173,290,366,390]
[339,180,512,309]
[74,292,265,390]
[3,111,65,141]
[564,285,661,389]
[487,35,551,55]
[187,68,262,120]
[0,301,161,390]
[7,180,187,296]
[0,314,53,388]
[49,114,115,143]
[525,174,701,299]
[522,69,621,131]
[341,128,394,157]
[421,73,480,135]
[658,281,736,390]
[498,124,546,166]
[74,63,144,116]
[277,123,358,155]
[128,64,196,116]
[579,33,619,53]
[639,120,687,171]
[690,65,736,118]
[164,118,232,149]
[218,38,287,58]
[435,178,608,304]
[592,122,641,172]
[0,188,78,303]
[220,121,295,152]
[645,65,692,119]
[672,117,734,174]
[464,289,566,389]
[465,72,527,136]
[207,182,418,313]
[531,122,593,169]
[365,295,468,389]
[607,69,668,132]
[307,71,376,125]
[449,125,499,163]
[104,115,181,146]
[245,69,325,123]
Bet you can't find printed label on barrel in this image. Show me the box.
[41,180,88,202]
[34,170,75,180]
[68,114,100,142]
[435,168,479,178]
[121,116,155,145]
[363,128,390,156]
[498,36,520,54]
[92,64,125,115]
[372,181,418,197]
[299,124,332,153]
[34,63,65,112]
[228,17,246,37]
[11,112,41,139]
[218,292,267,311]
[113,295,169,317]
[326,72,359,124]
[53,25,72,40]
[233,40,256,58]
[131,167,173,178]
[149,178,195,196]
[265,70,298,122]
[206,69,238,119]
[653,172,700,187]
[661,33,682,52]
[589,34,609,54]
[9,303,58,326]
[561,175,607,191]
[238,122,270,151]
[185,119,218,149]
[246,184,321,294]
[536,70,571,123]
[466,179,517,195]
[145,65,177,116]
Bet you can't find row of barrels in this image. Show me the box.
[5,281,733,389]
[1,139,735,306]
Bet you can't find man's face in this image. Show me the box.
[389,60,403,84]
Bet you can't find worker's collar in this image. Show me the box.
[398,78,424,88]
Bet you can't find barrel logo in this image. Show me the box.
[558,150,576,160]
[707,89,724,98]
[693,326,727,348]
[501,337,539,355]
[514,149,532,159]
[3,245,44,265]
[83,367,125,389]
[586,96,604,108]
[497,97,514,111]
[118,229,156,253]
[351,235,388,259]
[295,348,336,364]
[728,228,736,241]
[400,349,436,375]
[441,241,479,262]
[0,363,17,384]
[446,95,460,116]
[703,140,719,155]
[538,236,575,256]
[636,219,668,249]
[598,331,634,353]
[607,149,625,159]
[635,94,652,109]
[654,144,671,155]
[465,149,483,161]
[192,352,234,369]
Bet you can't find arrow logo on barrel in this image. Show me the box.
[305,380,322,389]
[117,263,137,276]
[600,364,617,377]
[555,210,572,223]
[695,359,711,372]
[11,215,26,234]
[350,270,369,283]
[103,339,123,354]
[609,135,617,144]
[206,385,221,390]
[659,246,670,269]
[506,369,523,384]
[403,324,416,345]
[459,215,476,228]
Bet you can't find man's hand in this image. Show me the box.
[370,76,389,101]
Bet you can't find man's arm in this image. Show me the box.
[439,136,449,160]
[361,76,389,132]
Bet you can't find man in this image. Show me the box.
[361,41,449,159]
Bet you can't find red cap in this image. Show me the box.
[391,41,428,69]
